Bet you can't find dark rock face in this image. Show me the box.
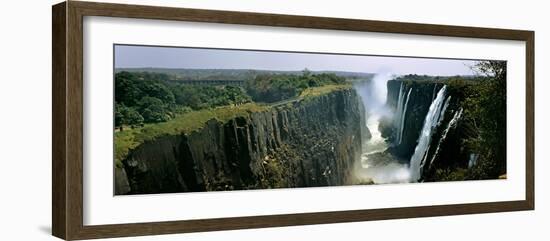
[116,88,364,195]
[420,86,471,181]
[385,80,402,110]
[114,167,131,194]
[384,79,472,181]
[385,80,444,159]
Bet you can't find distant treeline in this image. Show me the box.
[115,71,251,129]
[393,74,477,83]
[245,70,346,103]
[115,67,373,81]
[114,70,347,129]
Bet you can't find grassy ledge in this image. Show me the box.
[115,103,269,166]
[114,84,351,166]
[300,84,351,99]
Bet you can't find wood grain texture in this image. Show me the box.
[52,1,535,240]
[66,2,85,240]
[73,201,530,240]
[525,32,535,209]
[72,1,532,40]
[52,2,67,239]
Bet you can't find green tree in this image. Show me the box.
[114,103,127,128]
[115,103,144,129]
[173,86,202,109]
[125,107,144,127]
[115,72,143,106]
[141,82,175,104]
[138,96,170,123]
[245,71,346,103]
[463,60,507,178]
[472,61,507,81]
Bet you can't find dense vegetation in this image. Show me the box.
[244,70,346,103]
[434,61,507,180]
[114,71,251,129]
[113,69,350,164]
[115,70,348,130]
[461,61,507,179]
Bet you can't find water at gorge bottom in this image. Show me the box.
[355,114,411,184]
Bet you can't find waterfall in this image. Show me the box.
[398,88,412,145]
[353,74,392,159]
[354,73,411,184]
[393,83,412,146]
[409,85,449,182]
[426,107,463,170]
[431,84,437,101]
[468,153,479,168]
[393,83,404,137]
[354,74,392,154]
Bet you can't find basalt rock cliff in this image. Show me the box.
[115,88,365,195]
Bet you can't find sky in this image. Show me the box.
[115,45,482,76]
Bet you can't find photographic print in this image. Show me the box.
[113,45,507,195]
[52,3,533,238]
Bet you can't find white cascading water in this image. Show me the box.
[426,107,462,170]
[393,83,404,136]
[409,85,449,182]
[354,73,411,184]
[393,83,412,146]
[397,88,412,145]
[468,153,479,168]
[355,73,392,158]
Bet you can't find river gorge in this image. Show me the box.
[115,75,485,195]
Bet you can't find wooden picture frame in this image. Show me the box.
[52,1,534,240]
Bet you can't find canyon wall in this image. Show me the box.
[385,79,471,181]
[385,80,445,159]
[116,88,364,195]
